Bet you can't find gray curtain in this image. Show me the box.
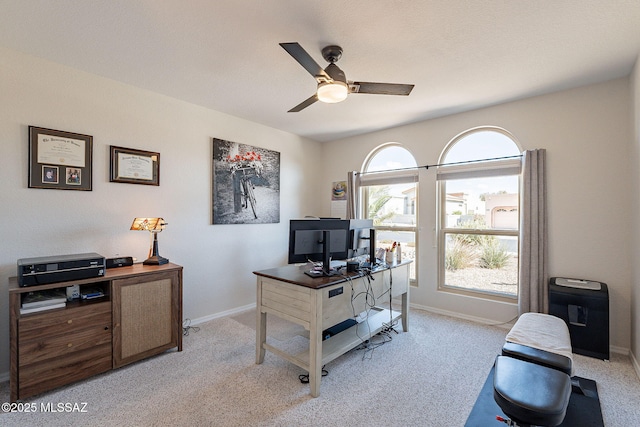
[346,171,359,219]
[518,149,548,314]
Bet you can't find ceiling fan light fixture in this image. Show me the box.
[317,81,348,103]
[280,42,413,112]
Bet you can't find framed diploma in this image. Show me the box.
[109,146,160,186]
[28,126,93,191]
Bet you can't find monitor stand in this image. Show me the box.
[304,230,339,278]
[304,230,337,277]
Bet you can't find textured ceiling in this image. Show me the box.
[1,1,640,142]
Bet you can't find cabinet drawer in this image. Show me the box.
[19,344,112,400]
[19,302,111,342]
[19,323,112,366]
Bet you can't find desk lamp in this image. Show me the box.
[130,217,169,265]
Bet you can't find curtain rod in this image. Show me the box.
[355,154,523,176]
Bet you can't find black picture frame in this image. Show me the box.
[109,145,160,186]
[28,126,93,191]
[212,138,280,224]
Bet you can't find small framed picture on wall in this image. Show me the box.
[109,146,160,186]
[28,126,93,191]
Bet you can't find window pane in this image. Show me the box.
[364,145,418,284]
[367,146,417,172]
[366,183,417,281]
[444,175,519,231]
[367,184,417,227]
[376,229,416,280]
[444,233,517,297]
[439,128,521,300]
[445,130,520,163]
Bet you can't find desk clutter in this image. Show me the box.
[303,250,403,278]
[20,288,67,314]
[19,284,106,314]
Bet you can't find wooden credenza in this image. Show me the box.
[9,262,183,402]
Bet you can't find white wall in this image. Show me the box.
[321,78,633,352]
[0,47,323,377]
[631,55,640,373]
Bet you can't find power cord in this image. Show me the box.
[350,272,396,360]
[299,366,328,383]
[382,267,399,334]
[183,318,200,336]
[355,329,394,360]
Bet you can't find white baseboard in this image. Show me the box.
[186,303,256,326]
[409,302,516,329]
[631,350,640,380]
[610,345,629,356]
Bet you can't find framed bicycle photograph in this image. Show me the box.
[28,126,93,191]
[109,146,160,186]
[212,138,280,224]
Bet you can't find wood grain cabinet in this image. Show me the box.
[112,269,182,368]
[9,263,182,402]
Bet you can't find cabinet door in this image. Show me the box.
[112,270,182,368]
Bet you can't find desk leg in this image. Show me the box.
[256,311,266,364]
[256,279,266,364]
[309,292,322,397]
[401,291,409,332]
[309,326,323,397]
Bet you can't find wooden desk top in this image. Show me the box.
[253,260,411,290]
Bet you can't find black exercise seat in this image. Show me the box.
[493,356,572,427]
[502,342,573,376]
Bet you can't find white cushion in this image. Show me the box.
[506,312,574,375]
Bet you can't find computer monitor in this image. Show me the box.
[347,219,375,259]
[288,218,350,266]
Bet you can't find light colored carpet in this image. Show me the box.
[1,308,639,426]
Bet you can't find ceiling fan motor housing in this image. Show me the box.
[321,45,343,63]
[324,63,347,84]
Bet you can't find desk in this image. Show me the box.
[254,261,410,397]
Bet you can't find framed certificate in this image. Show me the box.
[109,146,160,186]
[28,126,93,191]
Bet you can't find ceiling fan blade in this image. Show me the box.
[288,94,318,112]
[280,42,331,81]
[350,81,414,96]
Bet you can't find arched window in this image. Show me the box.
[437,127,521,298]
[362,144,418,283]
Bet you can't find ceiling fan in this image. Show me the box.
[279,42,415,112]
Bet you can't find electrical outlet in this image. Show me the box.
[328,287,343,298]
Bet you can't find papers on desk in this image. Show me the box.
[330,260,346,269]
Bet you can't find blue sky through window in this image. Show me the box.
[366,145,417,172]
[444,130,520,163]
[444,131,521,196]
